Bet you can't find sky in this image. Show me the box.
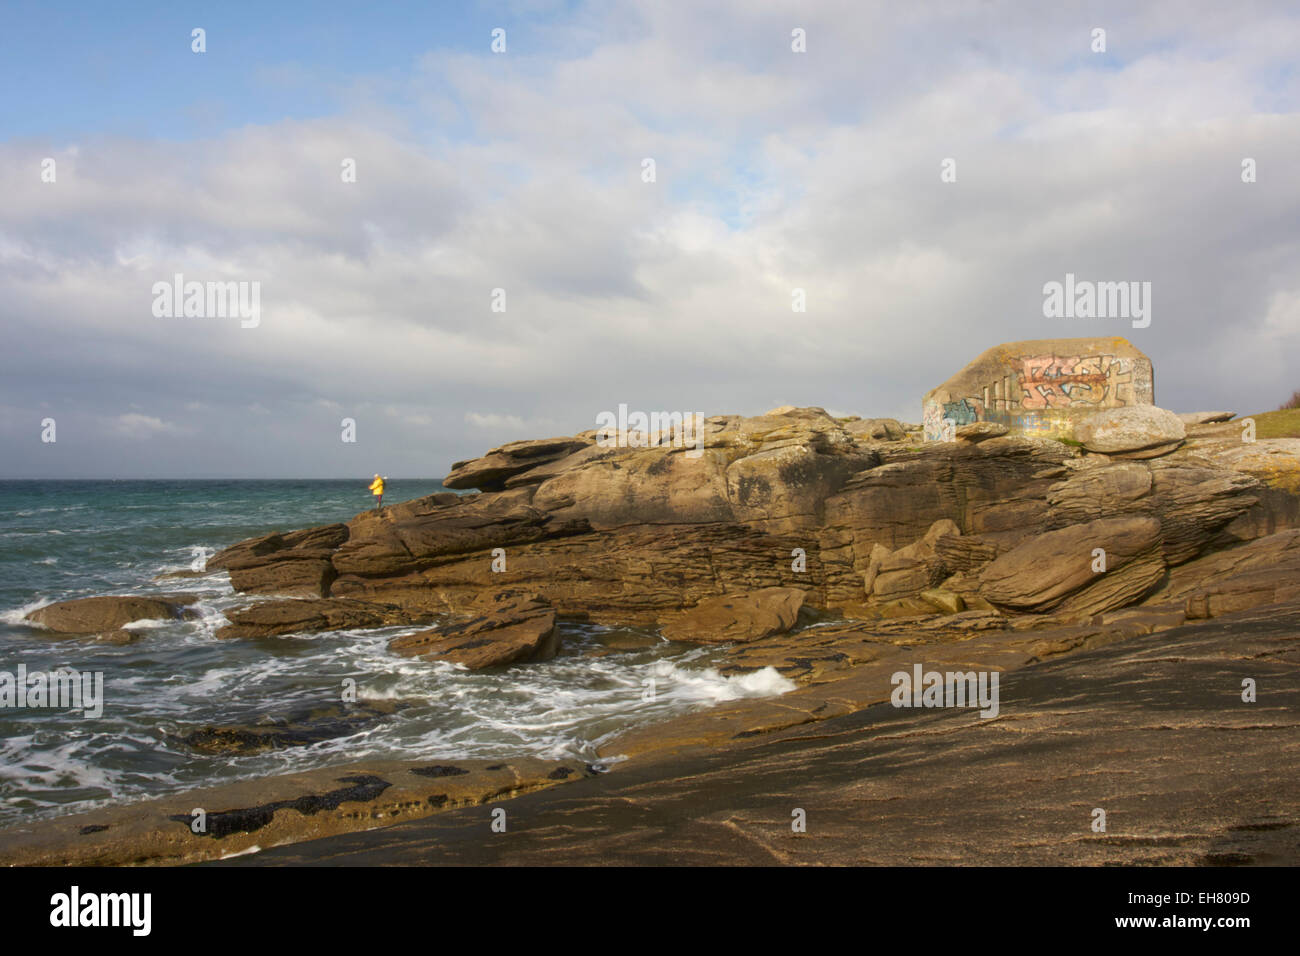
[1,0,1298,478]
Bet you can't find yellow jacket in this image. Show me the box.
[369,476,385,495]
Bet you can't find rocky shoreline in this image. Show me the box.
[7,375,1300,865]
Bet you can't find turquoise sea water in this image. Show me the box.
[0,480,792,827]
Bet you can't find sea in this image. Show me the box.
[0,479,793,828]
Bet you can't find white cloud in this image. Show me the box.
[110,413,185,440]
[3,0,1299,476]
[465,412,528,430]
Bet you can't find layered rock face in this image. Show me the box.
[922,336,1153,441]
[201,403,1300,641]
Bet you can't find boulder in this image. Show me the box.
[1178,411,1235,425]
[388,595,559,668]
[1075,406,1186,455]
[26,595,199,635]
[956,422,1008,442]
[658,587,806,644]
[978,516,1163,612]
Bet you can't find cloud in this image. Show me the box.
[2,1,1299,477]
[109,413,186,440]
[465,411,528,430]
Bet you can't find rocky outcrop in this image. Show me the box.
[206,523,350,597]
[388,594,559,668]
[25,594,199,637]
[200,402,1298,648]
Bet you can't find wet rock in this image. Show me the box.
[179,701,413,755]
[216,598,421,639]
[388,594,559,669]
[25,595,199,636]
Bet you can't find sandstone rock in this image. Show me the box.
[207,523,350,597]
[26,595,199,635]
[919,588,965,614]
[956,422,1008,442]
[444,438,592,492]
[978,516,1163,612]
[1178,411,1235,425]
[216,598,421,640]
[658,587,806,644]
[1074,405,1186,455]
[202,380,1298,633]
[388,594,558,668]
[844,418,906,441]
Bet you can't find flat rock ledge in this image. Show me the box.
[0,757,599,867]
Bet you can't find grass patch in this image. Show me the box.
[1246,408,1300,439]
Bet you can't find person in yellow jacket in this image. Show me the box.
[368,474,385,510]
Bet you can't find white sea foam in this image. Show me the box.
[0,596,54,627]
[0,608,801,828]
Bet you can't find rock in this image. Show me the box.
[94,629,142,645]
[978,516,1163,613]
[200,361,1298,634]
[25,595,198,635]
[922,336,1154,441]
[1075,405,1186,455]
[388,594,559,669]
[224,604,1300,867]
[870,519,959,599]
[1194,438,1300,497]
[844,418,906,441]
[154,569,206,581]
[1178,411,1235,425]
[207,523,349,597]
[179,701,411,755]
[919,588,965,614]
[1101,439,1185,460]
[658,587,806,644]
[955,422,1008,442]
[216,598,421,639]
[444,438,593,491]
